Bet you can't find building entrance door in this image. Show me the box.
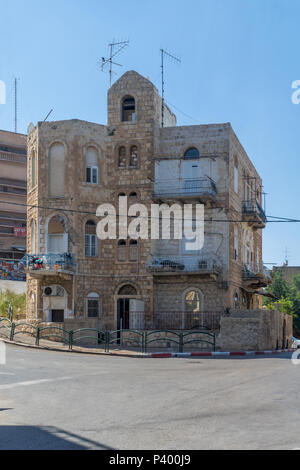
[51,310,64,323]
[117,299,130,330]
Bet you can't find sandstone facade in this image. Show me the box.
[25,71,270,329]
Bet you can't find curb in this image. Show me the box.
[147,349,294,358]
[1,338,294,359]
[0,339,145,359]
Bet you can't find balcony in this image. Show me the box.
[153,177,217,203]
[147,255,222,278]
[242,200,267,229]
[242,263,272,288]
[21,253,76,279]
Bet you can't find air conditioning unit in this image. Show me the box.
[43,286,64,297]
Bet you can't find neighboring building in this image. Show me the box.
[24,71,270,328]
[0,130,27,281]
[273,263,300,283]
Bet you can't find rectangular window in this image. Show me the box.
[234,166,239,193]
[87,299,99,318]
[85,234,98,257]
[86,166,98,184]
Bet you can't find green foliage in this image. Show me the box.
[265,271,300,336]
[0,290,26,319]
[265,297,294,315]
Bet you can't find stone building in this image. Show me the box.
[272,263,300,284]
[0,130,27,281]
[25,71,270,329]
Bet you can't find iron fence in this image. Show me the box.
[0,317,216,353]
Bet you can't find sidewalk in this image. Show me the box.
[0,331,294,359]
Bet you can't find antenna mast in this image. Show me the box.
[100,40,129,87]
[160,49,181,128]
[14,78,19,133]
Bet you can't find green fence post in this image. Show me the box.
[105,331,109,353]
[179,333,183,353]
[69,330,73,350]
[144,332,148,354]
[10,323,15,342]
[142,332,146,354]
[213,334,216,352]
[36,327,40,346]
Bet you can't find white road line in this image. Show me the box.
[0,372,15,376]
[0,376,73,390]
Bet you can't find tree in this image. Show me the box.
[264,271,300,336]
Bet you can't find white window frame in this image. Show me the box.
[86,166,99,184]
[85,234,98,257]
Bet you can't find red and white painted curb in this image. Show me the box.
[146,349,294,358]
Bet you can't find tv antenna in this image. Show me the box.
[100,40,129,87]
[14,78,20,133]
[160,49,181,128]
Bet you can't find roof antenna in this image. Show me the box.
[100,40,129,87]
[160,49,181,128]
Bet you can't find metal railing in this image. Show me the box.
[0,318,216,353]
[154,176,217,199]
[242,200,267,223]
[242,263,271,281]
[147,256,222,274]
[21,253,76,273]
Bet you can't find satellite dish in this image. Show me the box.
[27,122,35,134]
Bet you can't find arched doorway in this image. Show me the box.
[116,284,144,330]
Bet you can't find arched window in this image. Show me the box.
[184,289,203,313]
[48,216,68,254]
[31,151,36,188]
[85,220,97,257]
[118,284,137,296]
[85,146,99,184]
[86,292,100,318]
[31,220,36,254]
[234,292,239,308]
[118,146,126,168]
[118,240,127,262]
[129,192,137,204]
[129,146,138,168]
[129,240,138,262]
[49,143,65,197]
[122,96,136,122]
[184,147,200,159]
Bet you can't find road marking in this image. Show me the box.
[0,372,15,376]
[0,376,73,390]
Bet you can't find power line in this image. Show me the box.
[3,200,300,223]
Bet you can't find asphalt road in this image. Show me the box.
[0,344,299,450]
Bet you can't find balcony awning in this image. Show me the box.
[11,245,26,252]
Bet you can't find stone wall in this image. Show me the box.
[217,309,293,351]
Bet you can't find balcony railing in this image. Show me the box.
[21,253,76,275]
[147,256,222,275]
[154,177,217,200]
[242,200,267,226]
[242,263,271,284]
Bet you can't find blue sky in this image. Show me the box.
[0,0,299,266]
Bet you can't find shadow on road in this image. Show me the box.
[0,426,115,450]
